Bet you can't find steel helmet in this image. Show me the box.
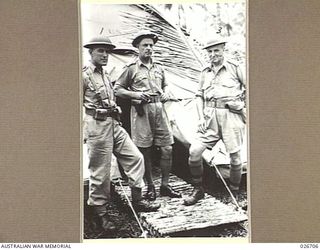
[83,35,116,50]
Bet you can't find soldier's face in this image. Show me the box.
[138,38,154,59]
[206,44,225,65]
[90,46,109,66]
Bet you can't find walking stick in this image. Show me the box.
[208,158,242,211]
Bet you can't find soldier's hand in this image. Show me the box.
[133,92,150,102]
[197,118,207,133]
[160,92,171,103]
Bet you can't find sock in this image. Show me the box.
[160,156,172,187]
[230,163,242,190]
[189,158,203,186]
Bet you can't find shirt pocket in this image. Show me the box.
[154,71,164,88]
[133,73,149,90]
[201,75,213,91]
[220,72,237,88]
[84,76,96,91]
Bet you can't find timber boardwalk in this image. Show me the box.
[113,174,248,237]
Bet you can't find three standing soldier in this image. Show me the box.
[82,36,160,232]
[114,31,181,201]
[83,33,246,235]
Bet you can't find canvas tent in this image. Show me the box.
[82,3,247,182]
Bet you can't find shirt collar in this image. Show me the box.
[88,61,104,73]
[137,58,154,68]
[206,60,226,72]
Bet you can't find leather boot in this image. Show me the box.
[131,187,160,212]
[183,186,204,206]
[99,215,116,232]
[144,185,156,201]
[160,185,181,198]
[133,199,161,212]
[93,205,116,232]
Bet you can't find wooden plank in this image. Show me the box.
[113,173,248,237]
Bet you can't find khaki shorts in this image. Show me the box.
[130,102,174,148]
[196,107,245,154]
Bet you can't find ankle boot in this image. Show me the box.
[131,187,160,212]
[183,186,204,206]
[99,215,116,232]
[93,205,116,232]
[160,185,181,198]
[144,185,156,201]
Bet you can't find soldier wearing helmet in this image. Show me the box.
[184,36,246,206]
[114,31,181,201]
[83,35,160,233]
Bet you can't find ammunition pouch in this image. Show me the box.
[110,106,122,123]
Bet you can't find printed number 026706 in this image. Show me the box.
[300,244,319,249]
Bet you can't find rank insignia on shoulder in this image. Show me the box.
[126,60,137,67]
[82,65,89,72]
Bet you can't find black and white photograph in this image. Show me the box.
[81,1,248,240]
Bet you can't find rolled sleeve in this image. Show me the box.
[237,63,246,87]
[195,71,205,98]
[161,67,168,89]
[114,66,132,91]
[82,75,88,94]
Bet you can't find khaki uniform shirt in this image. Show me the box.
[83,62,115,110]
[198,60,245,100]
[115,58,167,94]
